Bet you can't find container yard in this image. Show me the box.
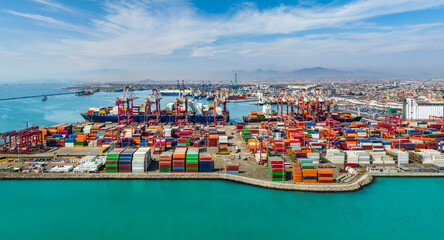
[1,85,444,192]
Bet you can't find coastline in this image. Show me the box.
[0,172,373,193]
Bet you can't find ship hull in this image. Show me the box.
[81,113,228,123]
[160,90,192,96]
[332,116,362,123]
[243,116,277,123]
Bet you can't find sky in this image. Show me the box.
[0,0,443,82]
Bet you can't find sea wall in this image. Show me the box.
[0,172,373,193]
[369,172,444,177]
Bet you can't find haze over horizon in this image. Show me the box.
[0,0,443,83]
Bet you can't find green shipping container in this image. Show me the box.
[299,159,313,164]
[301,165,316,169]
[272,178,286,181]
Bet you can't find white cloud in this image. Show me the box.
[33,0,74,13]
[40,0,444,58]
[3,10,90,34]
[2,0,444,81]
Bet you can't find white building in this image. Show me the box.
[403,98,444,120]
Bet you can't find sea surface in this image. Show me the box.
[0,178,443,240]
[1,84,443,239]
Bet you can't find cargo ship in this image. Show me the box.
[160,89,192,96]
[331,112,362,122]
[76,90,94,96]
[243,105,277,123]
[226,94,246,101]
[81,101,228,123]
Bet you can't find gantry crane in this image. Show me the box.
[214,88,229,124]
[275,88,287,123]
[116,86,139,125]
[0,126,43,154]
[145,88,161,125]
[175,89,188,125]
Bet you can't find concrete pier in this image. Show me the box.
[369,172,444,177]
[0,172,373,193]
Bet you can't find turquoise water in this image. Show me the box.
[0,178,443,240]
[0,83,263,132]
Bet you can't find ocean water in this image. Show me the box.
[0,83,263,132]
[0,178,443,240]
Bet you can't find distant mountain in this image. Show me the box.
[293,67,346,75]
[228,67,388,81]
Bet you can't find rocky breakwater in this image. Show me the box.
[0,172,373,192]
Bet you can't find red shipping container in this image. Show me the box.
[272,175,286,178]
[118,164,132,167]
[272,168,285,172]
[269,160,284,164]
[345,163,358,167]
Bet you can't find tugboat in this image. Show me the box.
[41,95,47,101]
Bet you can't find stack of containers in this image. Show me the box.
[386,149,409,165]
[186,148,199,172]
[257,112,265,119]
[292,163,302,182]
[302,168,317,183]
[369,152,395,164]
[65,135,75,148]
[105,148,124,172]
[218,136,229,152]
[273,141,285,153]
[177,138,187,148]
[159,151,173,172]
[132,148,151,173]
[173,148,187,172]
[241,129,252,142]
[307,152,320,164]
[199,155,214,172]
[226,164,239,174]
[248,139,260,153]
[154,139,165,153]
[318,169,333,183]
[326,149,345,164]
[404,143,416,151]
[268,156,286,181]
[83,125,92,134]
[118,149,136,172]
[132,134,141,146]
[357,151,371,164]
[121,138,131,147]
[74,134,86,147]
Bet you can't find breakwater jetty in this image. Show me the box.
[0,172,374,192]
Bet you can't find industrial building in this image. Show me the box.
[403,98,444,120]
